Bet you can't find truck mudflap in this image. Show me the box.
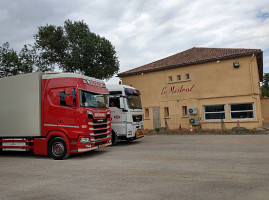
[75,141,112,153]
[135,129,144,139]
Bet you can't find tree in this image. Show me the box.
[0,42,20,77]
[34,20,119,79]
[0,43,51,78]
[18,44,54,72]
[261,73,269,97]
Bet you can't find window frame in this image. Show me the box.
[164,107,169,118]
[177,75,181,81]
[229,103,255,120]
[168,76,173,83]
[186,73,190,80]
[144,108,150,119]
[203,104,226,121]
[182,106,188,116]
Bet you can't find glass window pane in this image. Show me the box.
[182,106,187,116]
[205,105,224,112]
[165,107,169,116]
[60,92,67,106]
[231,103,253,111]
[71,89,76,107]
[205,113,225,120]
[231,112,254,119]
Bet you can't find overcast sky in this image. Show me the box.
[0,0,268,83]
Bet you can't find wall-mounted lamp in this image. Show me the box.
[233,62,240,68]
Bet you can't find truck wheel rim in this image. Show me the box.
[52,142,64,156]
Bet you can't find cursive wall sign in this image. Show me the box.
[161,84,195,94]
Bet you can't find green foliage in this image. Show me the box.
[261,73,269,97]
[34,20,119,79]
[0,43,52,77]
[0,42,20,77]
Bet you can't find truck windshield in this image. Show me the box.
[126,95,142,109]
[79,90,108,108]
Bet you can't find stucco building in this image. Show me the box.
[118,47,264,130]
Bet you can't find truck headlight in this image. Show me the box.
[80,137,90,143]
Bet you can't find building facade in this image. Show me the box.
[118,47,264,130]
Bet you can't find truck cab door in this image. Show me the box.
[109,96,127,135]
[56,88,79,130]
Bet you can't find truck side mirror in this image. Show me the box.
[66,95,74,107]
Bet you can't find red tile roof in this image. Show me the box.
[118,47,262,77]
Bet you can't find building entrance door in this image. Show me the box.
[153,107,161,129]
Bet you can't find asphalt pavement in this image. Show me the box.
[1,135,269,200]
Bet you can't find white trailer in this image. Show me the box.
[107,84,144,145]
[0,73,42,137]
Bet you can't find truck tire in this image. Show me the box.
[112,131,118,146]
[48,137,70,160]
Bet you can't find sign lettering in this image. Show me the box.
[161,84,195,95]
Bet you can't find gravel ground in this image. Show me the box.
[1,135,269,200]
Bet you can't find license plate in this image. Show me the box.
[136,129,144,138]
[98,144,105,149]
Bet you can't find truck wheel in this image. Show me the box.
[48,137,70,160]
[112,131,118,146]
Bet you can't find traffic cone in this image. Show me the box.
[236,120,240,128]
[190,125,194,133]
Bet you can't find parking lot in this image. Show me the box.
[1,135,269,200]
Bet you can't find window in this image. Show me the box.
[164,107,169,117]
[204,105,225,120]
[177,75,181,81]
[60,91,67,106]
[79,90,108,108]
[126,93,143,109]
[182,106,188,116]
[109,97,120,108]
[186,73,190,80]
[145,108,149,118]
[169,76,173,82]
[230,103,254,119]
[71,89,76,107]
[60,89,76,107]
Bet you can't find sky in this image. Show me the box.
[0,0,269,84]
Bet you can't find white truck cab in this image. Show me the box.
[106,84,144,145]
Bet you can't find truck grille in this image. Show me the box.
[94,129,107,134]
[93,118,107,123]
[132,115,143,122]
[88,113,111,144]
[93,124,107,129]
[93,134,107,140]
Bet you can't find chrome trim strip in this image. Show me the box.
[44,124,79,128]
[59,125,79,128]
[44,124,57,127]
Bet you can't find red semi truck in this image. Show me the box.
[0,72,112,159]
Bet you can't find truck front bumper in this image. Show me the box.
[77,141,112,152]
